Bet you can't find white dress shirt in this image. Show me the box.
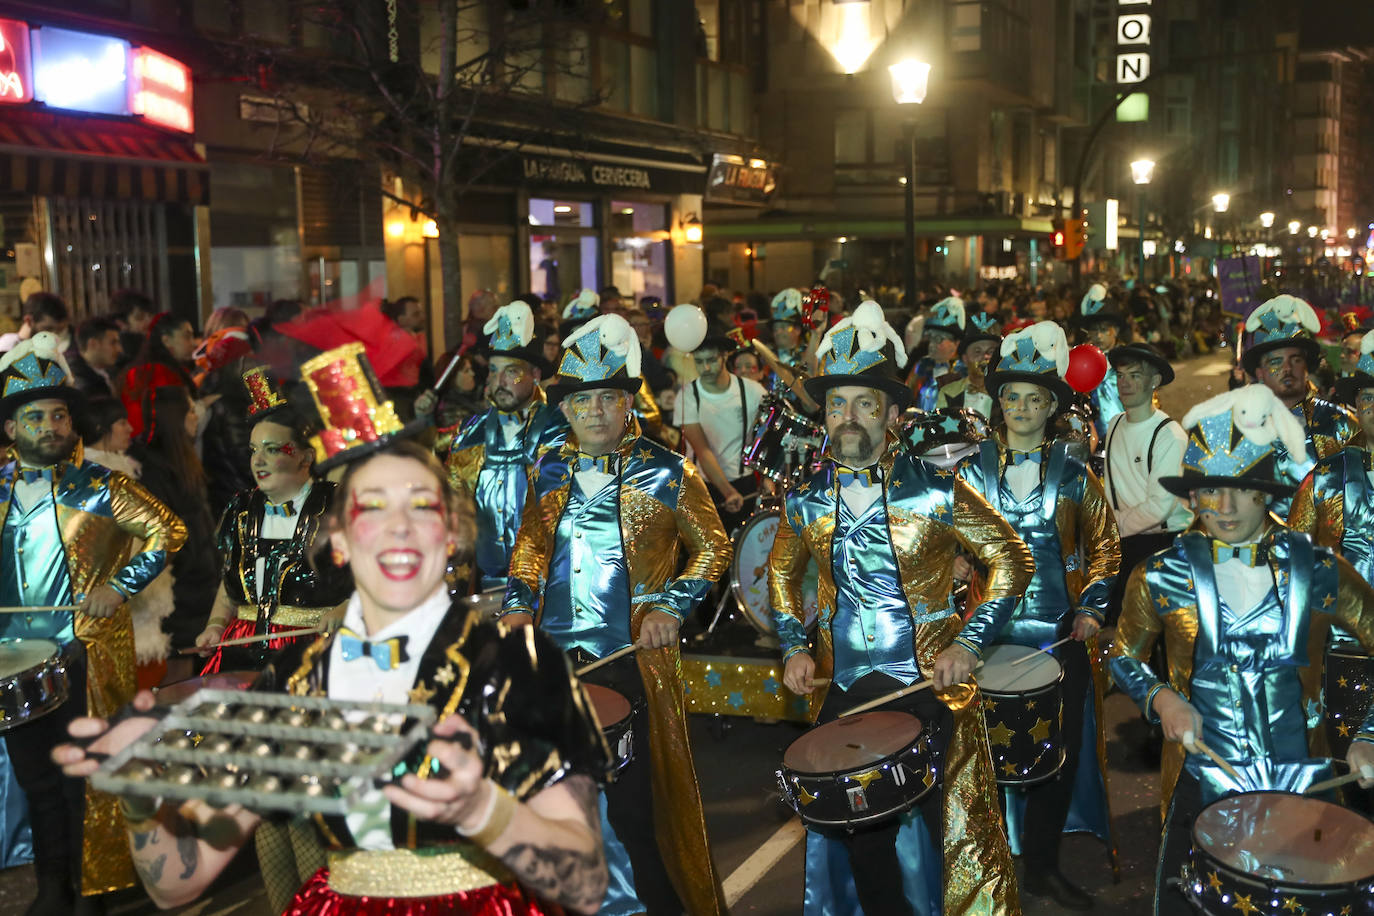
[254,482,313,595]
[1213,554,1275,621]
[838,469,882,516]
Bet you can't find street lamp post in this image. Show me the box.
[1131,159,1155,285]
[890,59,930,308]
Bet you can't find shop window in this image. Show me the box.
[530,233,599,304]
[457,234,514,310]
[49,197,169,319]
[609,202,667,234]
[529,198,596,228]
[611,237,667,305]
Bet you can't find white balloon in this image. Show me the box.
[664,304,708,352]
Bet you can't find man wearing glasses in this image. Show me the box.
[956,321,1120,910]
[1242,295,1357,518]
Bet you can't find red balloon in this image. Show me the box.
[1065,344,1109,393]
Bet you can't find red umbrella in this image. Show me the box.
[278,300,425,388]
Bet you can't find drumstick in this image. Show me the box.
[809,678,830,688]
[575,644,638,676]
[1010,637,1073,666]
[839,662,985,718]
[0,605,79,613]
[1191,738,1244,784]
[179,626,323,654]
[1304,770,1368,795]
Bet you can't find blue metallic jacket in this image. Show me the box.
[957,438,1120,648]
[1091,368,1122,439]
[445,392,568,587]
[1109,526,1374,813]
[1289,444,1374,582]
[1271,394,1358,518]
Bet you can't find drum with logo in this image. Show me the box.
[730,510,819,637]
[777,711,939,830]
[1184,791,1374,915]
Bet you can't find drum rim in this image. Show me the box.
[728,509,783,633]
[782,710,925,775]
[1190,789,1374,890]
[978,644,1065,693]
[0,638,62,678]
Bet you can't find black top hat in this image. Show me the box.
[1108,343,1175,386]
[803,301,913,409]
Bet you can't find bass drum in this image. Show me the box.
[730,510,819,637]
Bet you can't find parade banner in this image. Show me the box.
[1217,255,1262,318]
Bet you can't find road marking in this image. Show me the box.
[723,817,807,906]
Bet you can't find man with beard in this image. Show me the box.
[1242,295,1357,518]
[0,334,184,914]
[445,301,567,591]
[770,301,1031,916]
[503,314,731,916]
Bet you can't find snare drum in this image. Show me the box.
[730,511,819,637]
[0,639,69,731]
[1324,635,1373,760]
[584,683,634,779]
[978,644,1065,786]
[1185,791,1374,915]
[744,396,825,484]
[777,711,939,829]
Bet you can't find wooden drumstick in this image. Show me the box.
[1304,770,1368,796]
[0,605,79,613]
[178,627,323,654]
[1009,637,1073,666]
[575,644,639,676]
[839,661,984,718]
[1190,737,1244,784]
[809,678,830,688]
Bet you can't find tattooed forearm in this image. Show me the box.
[134,852,166,884]
[176,832,199,880]
[498,776,607,913]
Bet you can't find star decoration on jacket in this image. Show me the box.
[408,682,436,704]
[1338,723,1350,737]
[638,448,653,463]
[1152,559,1164,570]
[797,481,811,493]
[1156,594,1170,609]
[434,664,456,686]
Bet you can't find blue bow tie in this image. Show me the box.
[498,410,526,429]
[1212,541,1264,567]
[337,626,410,671]
[18,467,54,484]
[1008,449,1043,467]
[575,453,616,473]
[264,500,296,519]
[836,466,879,486]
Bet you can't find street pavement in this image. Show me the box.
[0,348,1239,916]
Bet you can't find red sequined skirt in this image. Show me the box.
[285,868,563,916]
[200,617,311,675]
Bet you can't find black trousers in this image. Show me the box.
[1016,638,1092,871]
[4,643,89,898]
[708,473,759,540]
[1155,769,1204,916]
[570,649,684,916]
[1106,530,1178,627]
[816,672,953,916]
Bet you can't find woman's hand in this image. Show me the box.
[383,715,491,828]
[53,690,159,778]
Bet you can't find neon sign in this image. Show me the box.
[31,26,130,116]
[130,47,192,132]
[0,18,32,104]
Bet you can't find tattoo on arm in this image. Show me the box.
[499,776,606,913]
[132,827,158,851]
[176,832,199,880]
[134,852,166,885]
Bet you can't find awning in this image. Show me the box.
[0,112,209,205]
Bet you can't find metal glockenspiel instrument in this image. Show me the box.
[92,689,437,817]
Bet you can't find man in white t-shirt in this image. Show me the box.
[676,334,768,536]
[1102,343,1191,626]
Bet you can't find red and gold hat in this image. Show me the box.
[299,343,421,471]
[243,366,290,421]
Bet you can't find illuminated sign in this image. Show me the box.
[130,47,192,132]
[0,18,32,104]
[1116,1,1152,85]
[31,26,130,116]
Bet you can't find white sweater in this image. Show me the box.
[1102,409,1194,537]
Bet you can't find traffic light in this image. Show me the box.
[1064,217,1088,260]
[1052,220,1066,254]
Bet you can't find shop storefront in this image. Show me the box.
[0,18,205,320]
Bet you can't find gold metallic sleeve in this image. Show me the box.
[767,502,813,645]
[109,472,187,557]
[1287,468,1342,548]
[505,468,555,618]
[673,459,732,585]
[951,476,1034,606]
[1079,468,1122,597]
[1329,555,1374,653]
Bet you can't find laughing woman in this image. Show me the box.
[56,346,611,916]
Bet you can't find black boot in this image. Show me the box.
[23,866,74,916]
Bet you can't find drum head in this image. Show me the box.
[784,711,923,775]
[583,683,631,729]
[1194,792,1374,886]
[978,644,1063,693]
[154,671,258,706]
[0,639,58,675]
[462,591,505,619]
[730,511,818,636]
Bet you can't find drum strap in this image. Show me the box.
[1104,416,1172,516]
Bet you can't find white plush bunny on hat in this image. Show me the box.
[1180,384,1307,455]
[815,300,908,369]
